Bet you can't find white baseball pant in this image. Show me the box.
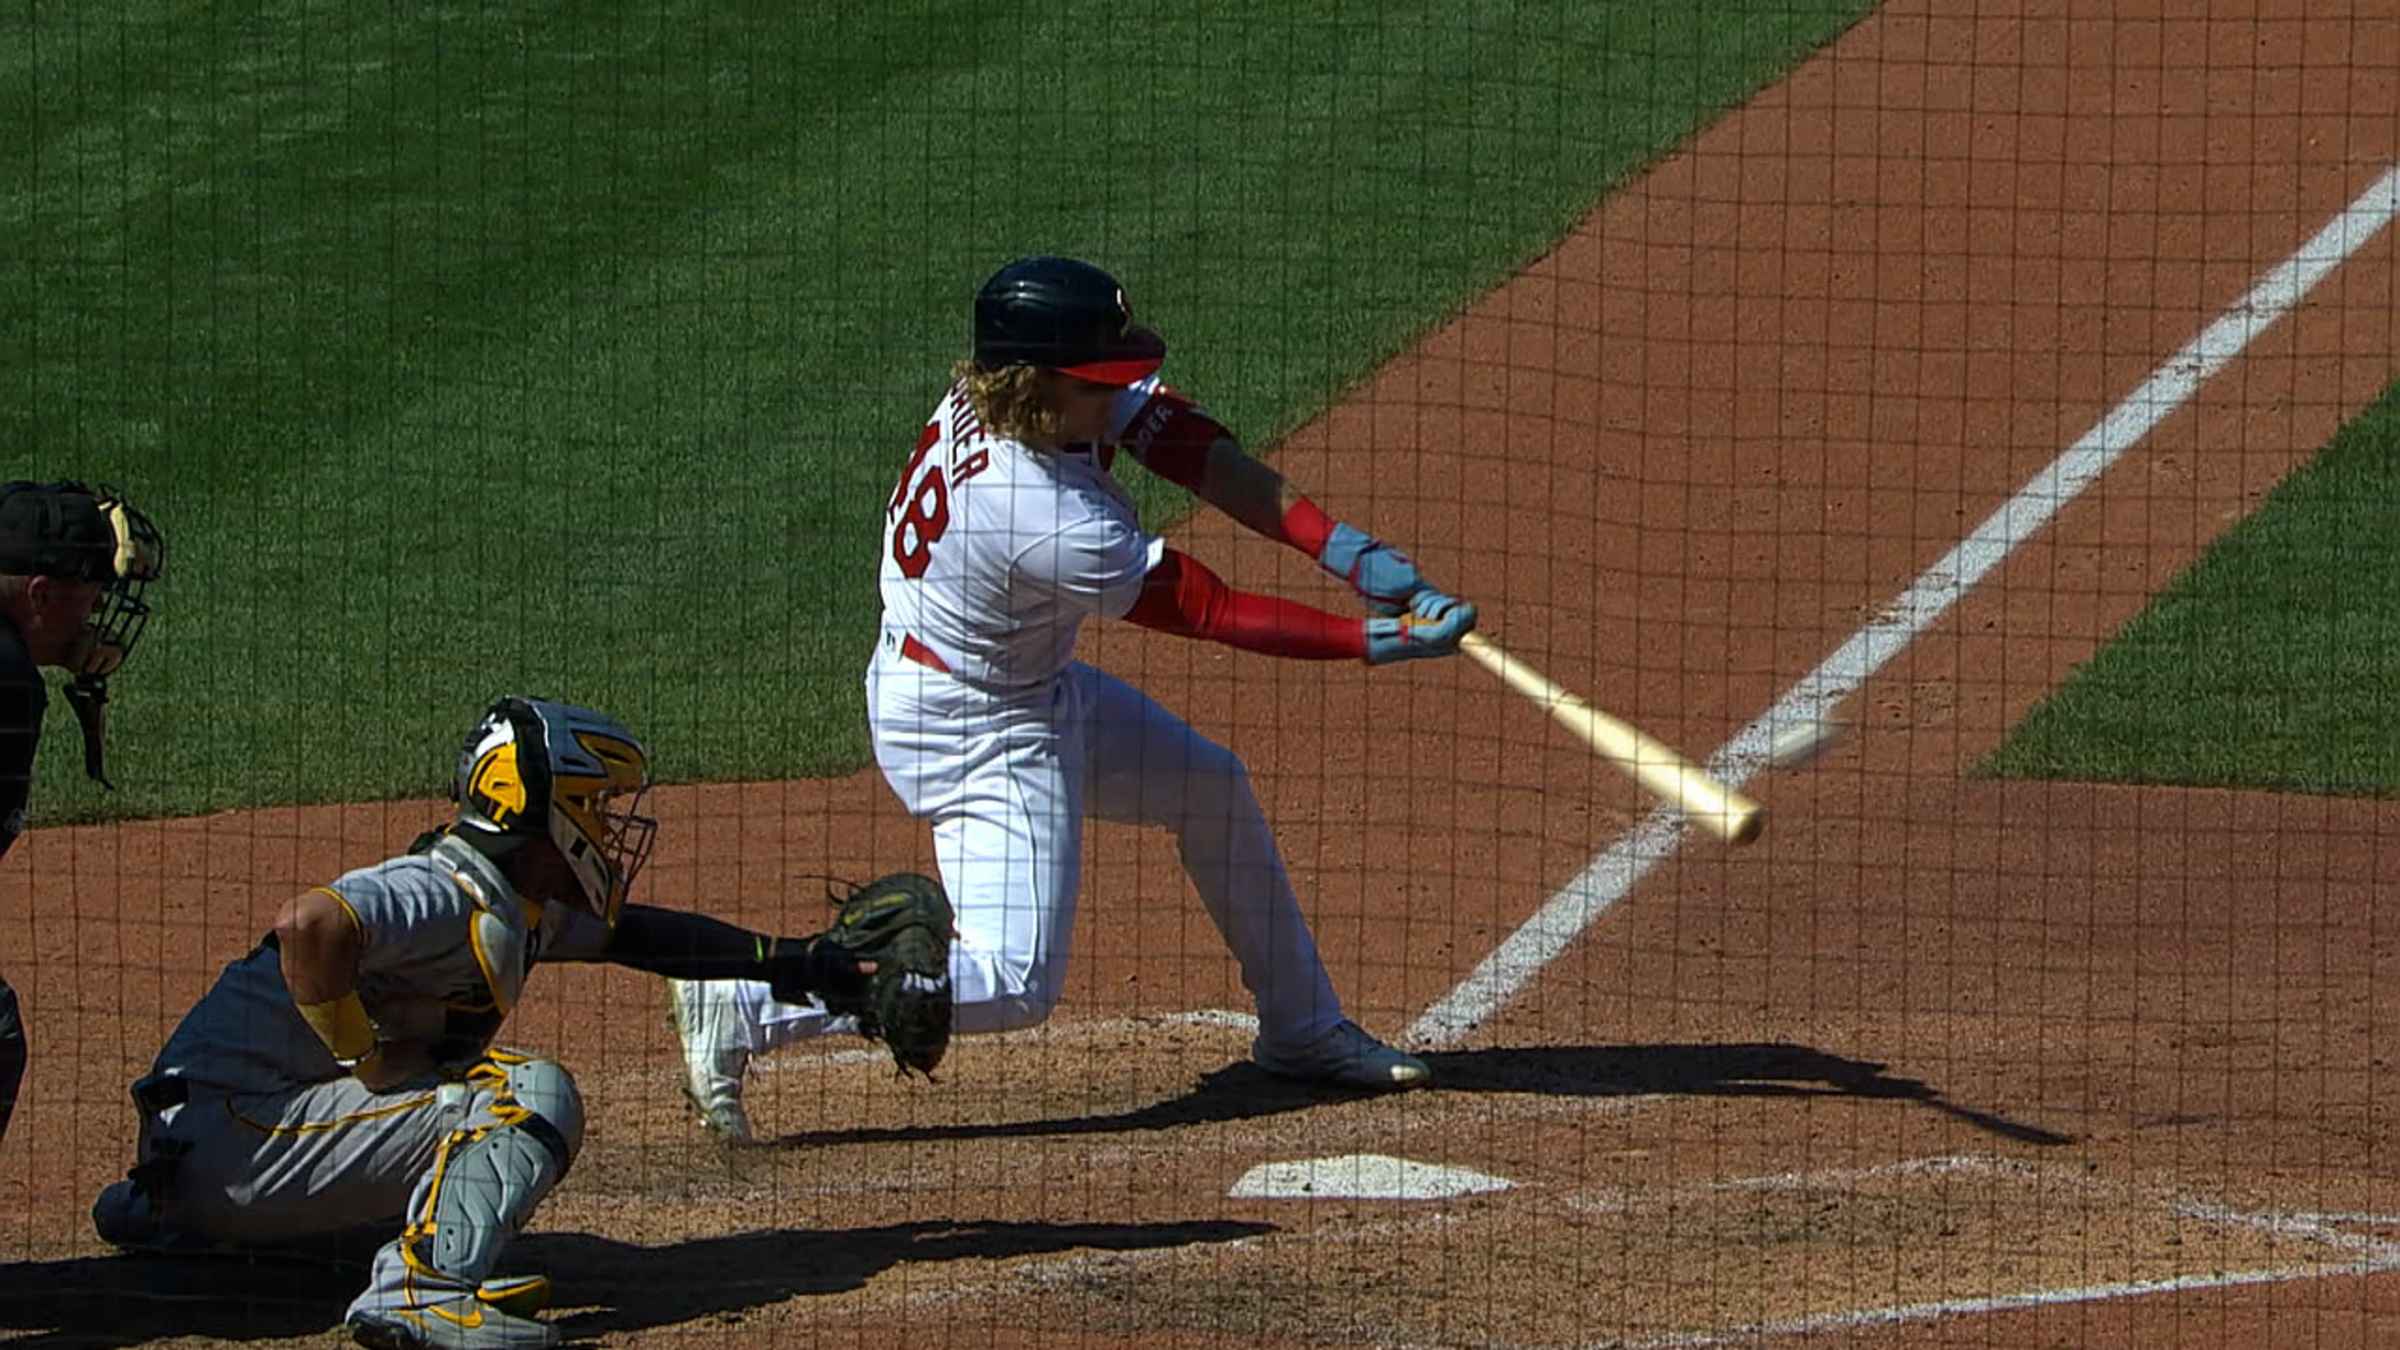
[725,653,1345,1051]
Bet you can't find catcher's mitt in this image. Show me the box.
[781,872,954,1079]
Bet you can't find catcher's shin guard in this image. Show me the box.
[347,1054,582,1349]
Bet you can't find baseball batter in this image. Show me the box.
[0,480,164,1149]
[92,697,888,1350]
[669,255,1477,1141]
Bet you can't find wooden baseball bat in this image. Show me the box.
[1458,631,1765,845]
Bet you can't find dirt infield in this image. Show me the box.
[6,0,2400,1345]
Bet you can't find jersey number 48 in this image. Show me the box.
[888,419,989,578]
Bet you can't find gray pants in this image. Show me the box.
[98,1049,582,1311]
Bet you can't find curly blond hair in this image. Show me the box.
[953,359,1063,446]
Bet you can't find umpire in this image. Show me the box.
[0,480,165,1146]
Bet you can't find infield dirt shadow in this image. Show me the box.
[760,1041,2072,1150]
[0,1218,1272,1348]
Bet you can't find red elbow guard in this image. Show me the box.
[1121,390,1220,490]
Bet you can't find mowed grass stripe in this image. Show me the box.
[4,2,1873,823]
[1982,379,2400,795]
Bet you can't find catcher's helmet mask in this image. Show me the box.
[451,695,658,925]
[971,255,1166,386]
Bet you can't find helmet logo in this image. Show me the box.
[1114,288,1131,336]
[466,744,528,827]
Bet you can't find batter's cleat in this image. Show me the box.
[665,977,754,1143]
[1254,1019,1434,1091]
[347,1292,559,1350]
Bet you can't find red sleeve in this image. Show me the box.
[1123,389,1337,557]
[1121,549,1366,661]
[1278,497,1334,557]
[1120,389,1219,489]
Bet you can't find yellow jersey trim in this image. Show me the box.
[466,912,514,1016]
[311,886,364,941]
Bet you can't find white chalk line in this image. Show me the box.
[2176,1200,2400,1257]
[2259,1210,2400,1227]
[1411,162,2400,1049]
[1595,1166,2400,1347]
[1562,1153,2034,1215]
[1605,1257,2400,1350]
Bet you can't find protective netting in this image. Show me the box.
[4,3,2398,1345]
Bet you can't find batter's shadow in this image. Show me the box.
[0,1217,1271,1347]
[764,1040,2071,1149]
[1425,1042,2073,1146]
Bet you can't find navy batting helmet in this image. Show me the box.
[971,256,1166,386]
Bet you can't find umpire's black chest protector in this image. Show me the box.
[0,615,44,862]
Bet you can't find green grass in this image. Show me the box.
[5,1,1873,822]
[1981,378,2400,795]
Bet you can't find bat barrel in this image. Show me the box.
[1459,632,1765,846]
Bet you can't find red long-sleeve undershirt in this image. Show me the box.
[1122,549,1365,661]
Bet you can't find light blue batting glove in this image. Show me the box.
[1364,588,1477,665]
[1318,522,1429,617]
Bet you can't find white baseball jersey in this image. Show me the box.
[874,375,1165,688]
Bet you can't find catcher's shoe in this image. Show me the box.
[93,1179,167,1251]
[1254,1019,1433,1090]
[92,1178,214,1254]
[665,977,754,1143]
[346,1287,558,1350]
[474,1276,553,1319]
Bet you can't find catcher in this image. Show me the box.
[91,695,950,1350]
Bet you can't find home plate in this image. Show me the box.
[1229,1154,1515,1200]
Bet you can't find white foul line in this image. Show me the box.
[1606,1188,2400,1349]
[1603,1161,2400,1346]
[1411,163,2400,1049]
[1606,1255,2400,1349]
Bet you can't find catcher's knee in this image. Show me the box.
[486,1053,584,1170]
[400,1056,583,1286]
